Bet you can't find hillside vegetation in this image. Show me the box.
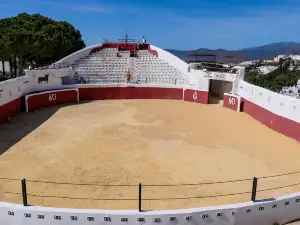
[245,58,300,92]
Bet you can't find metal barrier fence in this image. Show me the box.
[76,77,182,85]
[1,170,300,211]
[31,62,70,70]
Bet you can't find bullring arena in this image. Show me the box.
[0,42,300,225]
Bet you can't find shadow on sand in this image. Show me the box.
[208,94,223,105]
[0,101,92,155]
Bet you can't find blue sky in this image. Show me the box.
[1,0,300,50]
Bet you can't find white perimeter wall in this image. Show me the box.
[1,192,300,225]
[238,80,300,123]
[0,68,73,106]
[0,76,31,105]
[188,69,241,91]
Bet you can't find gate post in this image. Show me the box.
[138,183,142,212]
[21,179,28,206]
[251,177,258,202]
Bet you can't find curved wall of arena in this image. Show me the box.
[0,45,300,224]
[0,77,29,123]
[1,81,300,225]
[0,67,74,122]
[1,192,300,225]
[237,80,300,141]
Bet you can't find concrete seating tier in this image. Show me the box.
[134,50,188,84]
[71,48,188,84]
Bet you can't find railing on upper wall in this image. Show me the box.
[74,77,185,86]
[31,62,70,70]
[193,65,240,74]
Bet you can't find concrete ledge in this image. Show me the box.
[1,192,300,225]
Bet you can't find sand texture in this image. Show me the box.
[0,100,299,210]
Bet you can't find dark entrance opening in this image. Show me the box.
[21,96,27,112]
[240,101,244,112]
[209,79,233,104]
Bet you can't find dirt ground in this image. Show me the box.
[0,100,299,210]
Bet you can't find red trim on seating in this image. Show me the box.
[147,45,158,57]
[90,43,157,57]
[90,46,103,54]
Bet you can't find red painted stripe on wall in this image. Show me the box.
[242,98,300,142]
[79,87,183,101]
[26,90,78,112]
[223,94,240,111]
[183,89,209,104]
[0,98,21,124]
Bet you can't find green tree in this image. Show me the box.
[245,58,300,92]
[0,13,85,78]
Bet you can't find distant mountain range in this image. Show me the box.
[165,42,300,61]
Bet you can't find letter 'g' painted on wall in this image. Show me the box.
[228,97,236,105]
[49,94,57,101]
[193,91,198,100]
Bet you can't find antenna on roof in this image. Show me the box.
[118,29,135,43]
[125,30,129,43]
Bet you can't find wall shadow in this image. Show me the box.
[285,219,300,225]
[0,101,92,155]
[208,94,223,104]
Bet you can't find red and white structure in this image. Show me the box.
[0,42,300,225]
[25,89,79,112]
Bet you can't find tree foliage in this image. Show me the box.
[245,59,300,92]
[0,13,85,77]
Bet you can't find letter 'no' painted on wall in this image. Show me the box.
[49,94,57,101]
[228,97,236,105]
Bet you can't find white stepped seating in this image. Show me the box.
[71,48,188,84]
[72,48,129,84]
[134,50,188,84]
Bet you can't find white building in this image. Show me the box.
[280,81,300,98]
[289,55,300,61]
[239,61,255,67]
[273,54,300,62]
[257,66,278,74]
[274,55,288,62]
[263,60,275,63]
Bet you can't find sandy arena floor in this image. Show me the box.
[0,100,300,210]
